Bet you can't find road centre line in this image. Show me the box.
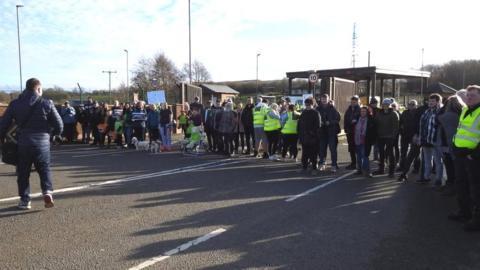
[127,228,227,270]
[285,170,357,202]
[72,150,137,158]
[0,159,242,203]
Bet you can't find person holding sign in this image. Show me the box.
[132,101,147,141]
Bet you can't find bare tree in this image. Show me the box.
[182,60,211,83]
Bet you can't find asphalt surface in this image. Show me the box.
[1,143,480,270]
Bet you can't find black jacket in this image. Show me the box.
[344,104,360,134]
[241,104,254,128]
[399,109,418,140]
[297,108,322,145]
[317,103,341,134]
[0,90,63,146]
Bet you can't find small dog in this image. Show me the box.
[131,137,150,151]
[149,141,161,154]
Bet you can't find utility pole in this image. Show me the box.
[256,53,261,96]
[188,0,192,84]
[351,23,357,68]
[77,83,83,103]
[420,48,424,98]
[124,49,129,102]
[16,5,24,91]
[102,70,117,104]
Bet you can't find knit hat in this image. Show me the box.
[382,98,393,106]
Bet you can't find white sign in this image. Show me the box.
[309,73,318,83]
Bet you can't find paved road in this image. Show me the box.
[1,144,480,270]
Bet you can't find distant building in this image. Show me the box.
[200,84,239,105]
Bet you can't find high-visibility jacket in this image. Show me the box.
[453,106,480,149]
[264,111,281,131]
[253,106,267,126]
[281,111,299,134]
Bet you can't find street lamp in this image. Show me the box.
[256,53,261,96]
[16,4,24,91]
[124,49,129,102]
[188,0,192,84]
[102,70,117,104]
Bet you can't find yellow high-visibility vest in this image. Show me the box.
[453,106,480,149]
[264,110,281,131]
[253,106,266,126]
[281,111,299,134]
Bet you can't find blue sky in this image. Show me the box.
[1,0,479,91]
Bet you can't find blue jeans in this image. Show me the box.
[422,145,443,183]
[356,144,370,172]
[124,126,133,145]
[319,130,338,166]
[17,144,53,202]
[160,124,172,146]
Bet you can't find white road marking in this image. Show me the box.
[127,228,227,270]
[285,170,356,202]
[0,160,243,203]
[72,150,136,158]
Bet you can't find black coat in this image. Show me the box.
[344,104,360,134]
[298,108,322,145]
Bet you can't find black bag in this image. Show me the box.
[1,97,42,165]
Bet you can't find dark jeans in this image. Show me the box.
[319,130,338,166]
[205,126,214,150]
[378,137,395,173]
[214,130,223,152]
[401,142,421,175]
[356,144,370,172]
[346,132,357,164]
[133,127,145,141]
[92,125,100,145]
[82,123,90,143]
[302,143,319,170]
[443,153,455,186]
[282,134,298,158]
[455,156,480,215]
[234,132,245,152]
[63,123,75,142]
[265,130,280,156]
[148,128,160,142]
[17,144,53,202]
[399,135,410,170]
[394,134,400,165]
[222,132,234,155]
[244,125,255,152]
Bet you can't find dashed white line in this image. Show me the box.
[127,228,227,270]
[0,160,243,203]
[285,170,356,202]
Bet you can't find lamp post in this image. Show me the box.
[102,70,117,104]
[124,49,129,102]
[188,0,192,84]
[256,53,261,96]
[16,4,24,91]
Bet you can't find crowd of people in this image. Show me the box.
[2,77,480,231]
[56,87,480,231]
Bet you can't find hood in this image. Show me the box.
[19,90,41,106]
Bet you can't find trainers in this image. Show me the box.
[397,174,408,182]
[319,164,326,171]
[17,200,31,210]
[331,166,337,173]
[43,194,54,208]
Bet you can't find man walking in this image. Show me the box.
[0,78,63,209]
